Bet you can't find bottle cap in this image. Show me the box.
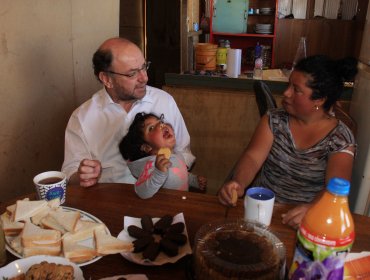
[327,177,350,195]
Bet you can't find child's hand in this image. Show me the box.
[155,154,171,172]
[197,176,207,192]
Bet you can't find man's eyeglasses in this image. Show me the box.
[106,61,151,78]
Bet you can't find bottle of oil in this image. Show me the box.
[289,177,355,279]
[216,40,227,73]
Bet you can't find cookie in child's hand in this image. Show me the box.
[231,189,238,205]
[158,147,171,159]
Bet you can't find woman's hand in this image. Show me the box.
[218,180,244,207]
[281,204,311,229]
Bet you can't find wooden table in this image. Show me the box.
[1,183,370,280]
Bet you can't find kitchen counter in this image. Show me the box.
[165,72,353,100]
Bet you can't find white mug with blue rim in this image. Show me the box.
[244,187,275,226]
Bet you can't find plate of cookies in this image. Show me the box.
[117,213,192,265]
[0,256,84,280]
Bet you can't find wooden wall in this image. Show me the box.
[275,18,366,68]
[163,85,282,194]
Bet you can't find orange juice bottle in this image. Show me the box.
[289,177,355,279]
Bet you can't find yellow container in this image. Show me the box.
[195,43,217,71]
[216,47,228,71]
[216,47,227,65]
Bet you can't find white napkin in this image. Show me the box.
[117,213,192,266]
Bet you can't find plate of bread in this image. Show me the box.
[1,197,133,266]
[0,255,84,280]
[117,213,192,266]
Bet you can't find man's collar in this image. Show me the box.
[100,86,153,108]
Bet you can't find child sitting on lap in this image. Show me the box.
[119,112,207,199]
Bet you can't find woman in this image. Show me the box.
[218,55,358,228]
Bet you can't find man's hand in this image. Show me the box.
[77,159,102,187]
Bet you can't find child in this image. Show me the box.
[119,112,207,199]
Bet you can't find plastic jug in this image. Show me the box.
[289,177,355,279]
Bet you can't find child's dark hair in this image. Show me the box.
[294,55,358,111]
[119,112,162,161]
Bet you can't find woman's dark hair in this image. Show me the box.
[294,55,358,111]
[119,112,162,161]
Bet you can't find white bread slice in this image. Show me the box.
[0,212,25,236]
[40,215,67,234]
[21,221,61,248]
[6,198,30,217]
[63,238,96,263]
[63,220,106,242]
[49,208,80,232]
[30,206,51,225]
[9,234,23,255]
[13,200,48,222]
[94,228,133,255]
[30,198,60,225]
[23,245,61,257]
[47,197,61,208]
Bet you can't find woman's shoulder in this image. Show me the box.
[267,108,288,119]
[267,108,289,131]
[331,120,356,143]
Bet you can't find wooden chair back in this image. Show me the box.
[333,104,357,136]
[253,80,278,117]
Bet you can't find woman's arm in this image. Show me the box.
[282,147,355,228]
[325,147,355,182]
[218,114,274,206]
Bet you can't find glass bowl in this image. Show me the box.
[193,219,286,280]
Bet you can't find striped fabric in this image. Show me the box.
[253,108,356,204]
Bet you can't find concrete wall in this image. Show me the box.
[0,0,119,202]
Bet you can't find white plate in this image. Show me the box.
[5,206,110,266]
[0,255,84,279]
[117,213,192,266]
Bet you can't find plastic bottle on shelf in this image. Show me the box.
[292,37,307,69]
[254,42,262,60]
[289,177,355,280]
[216,40,227,73]
[253,42,263,79]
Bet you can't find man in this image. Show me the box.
[62,37,195,187]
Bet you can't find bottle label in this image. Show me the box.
[289,228,354,279]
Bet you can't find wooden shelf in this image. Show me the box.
[209,0,278,69]
[212,32,275,38]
